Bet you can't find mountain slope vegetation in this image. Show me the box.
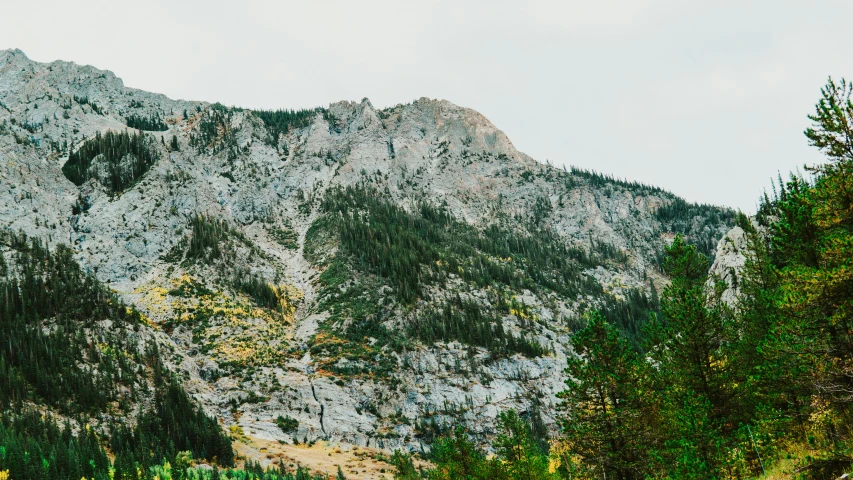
[385,77,853,480]
[0,49,744,478]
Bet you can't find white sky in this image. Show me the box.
[4,0,852,212]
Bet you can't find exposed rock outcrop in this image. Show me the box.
[0,49,736,454]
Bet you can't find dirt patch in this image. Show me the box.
[236,435,429,479]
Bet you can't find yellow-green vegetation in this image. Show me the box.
[0,233,235,480]
[159,275,301,370]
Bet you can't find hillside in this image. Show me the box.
[0,48,736,475]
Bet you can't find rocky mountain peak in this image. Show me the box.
[0,51,737,455]
[0,47,28,66]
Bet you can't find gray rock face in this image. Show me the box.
[0,49,735,453]
[708,225,749,305]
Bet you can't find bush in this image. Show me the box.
[275,415,299,433]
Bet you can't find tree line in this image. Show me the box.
[0,231,233,479]
[388,76,853,479]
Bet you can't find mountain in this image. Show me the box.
[0,48,735,471]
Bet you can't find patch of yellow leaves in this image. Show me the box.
[168,275,302,367]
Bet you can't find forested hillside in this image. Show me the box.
[385,78,853,479]
[0,49,744,478]
[0,231,243,479]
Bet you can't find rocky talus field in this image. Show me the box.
[0,49,738,473]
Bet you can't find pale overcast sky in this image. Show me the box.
[4,0,852,212]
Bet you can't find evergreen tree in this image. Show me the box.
[425,427,506,480]
[756,76,853,469]
[125,113,168,131]
[251,108,322,147]
[646,235,735,478]
[62,129,158,193]
[558,312,655,479]
[493,410,551,480]
[390,450,421,480]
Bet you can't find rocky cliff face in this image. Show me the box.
[0,49,736,455]
[708,225,749,306]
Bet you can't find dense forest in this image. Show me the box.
[62,129,159,194]
[385,77,853,479]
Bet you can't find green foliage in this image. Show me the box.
[424,427,502,479]
[0,231,144,414]
[557,312,656,479]
[186,214,231,262]
[318,185,446,304]
[595,287,659,348]
[109,346,235,468]
[762,174,819,268]
[188,104,242,154]
[410,295,549,358]
[231,268,280,310]
[269,226,298,249]
[275,415,299,434]
[74,95,104,115]
[566,167,735,260]
[391,450,422,480]
[0,411,110,480]
[747,76,853,475]
[654,197,737,259]
[162,461,327,479]
[179,215,285,310]
[0,230,235,478]
[545,78,853,478]
[403,409,554,480]
[304,255,405,377]
[62,129,159,193]
[552,235,765,479]
[569,166,666,195]
[251,108,322,147]
[310,185,619,358]
[126,113,168,131]
[804,76,853,162]
[645,235,737,478]
[493,410,553,480]
[318,185,613,305]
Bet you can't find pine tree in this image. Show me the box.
[426,427,507,480]
[759,76,853,463]
[646,234,735,478]
[558,312,655,479]
[390,451,421,480]
[494,410,552,480]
